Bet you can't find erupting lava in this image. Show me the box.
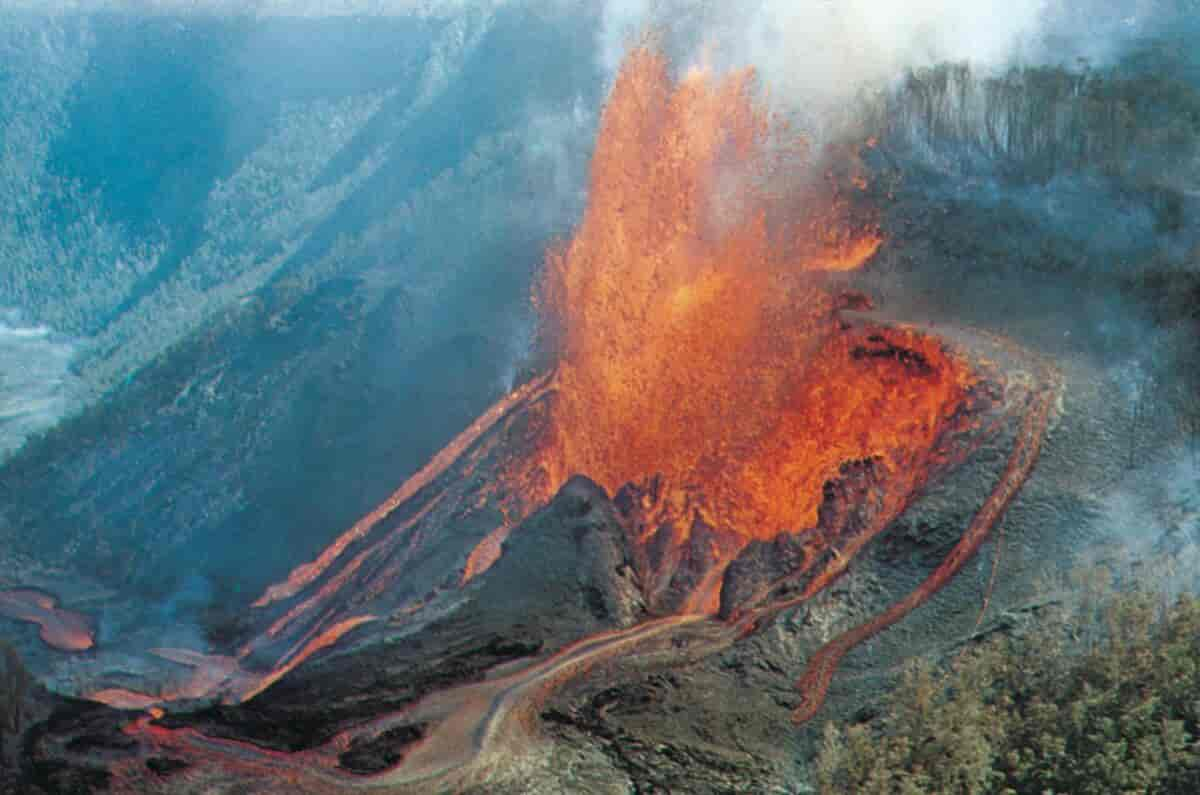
[525,47,971,597]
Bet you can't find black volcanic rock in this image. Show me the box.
[614,476,747,615]
[336,723,424,774]
[720,457,891,619]
[4,478,647,783]
[467,475,646,637]
[17,698,128,795]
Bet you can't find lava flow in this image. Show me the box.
[0,587,94,652]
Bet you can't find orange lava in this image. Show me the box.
[531,48,970,561]
[253,375,551,609]
[806,231,882,272]
[462,518,515,585]
[789,364,1060,723]
[89,688,162,711]
[86,48,1050,790]
[261,495,444,641]
[730,327,976,535]
[0,588,94,652]
[87,650,248,710]
[86,619,376,711]
[240,614,376,703]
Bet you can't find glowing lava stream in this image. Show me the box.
[254,373,556,610]
[763,352,1062,723]
[110,615,715,792]
[87,374,559,711]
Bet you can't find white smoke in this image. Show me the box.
[594,0,1165,114]
[1081,450,1200,600]
[599,1,1042,83]
[0,308,85,459]
[598,0,650,76]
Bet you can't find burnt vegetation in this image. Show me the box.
[877,53,1200,194]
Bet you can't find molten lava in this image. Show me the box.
[532,48,972,561]
[0,588,94,652]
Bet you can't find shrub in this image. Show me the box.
[815,569,1200,794]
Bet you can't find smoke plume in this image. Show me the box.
[597,0,1172,125]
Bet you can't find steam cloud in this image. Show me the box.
[598,0,1167,116]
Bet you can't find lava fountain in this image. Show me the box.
[499,47,976,613]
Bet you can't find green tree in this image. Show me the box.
[816,567,1200,794]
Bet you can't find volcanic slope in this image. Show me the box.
[8,306,1066,795]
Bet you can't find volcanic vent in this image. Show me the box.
[476,47,998,619]
[44,46,1061,793]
